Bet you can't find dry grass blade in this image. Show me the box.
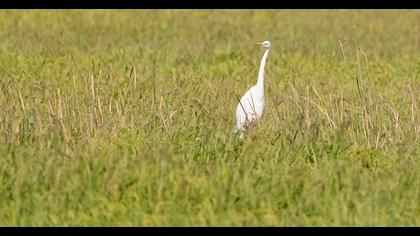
[299,95,337,129]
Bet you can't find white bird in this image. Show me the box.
[235,40,271,139]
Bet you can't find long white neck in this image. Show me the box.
[256,48,270,92]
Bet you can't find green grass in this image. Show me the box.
[0,10,419,226]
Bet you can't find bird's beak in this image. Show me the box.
[256,42,263,46]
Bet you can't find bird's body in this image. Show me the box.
[235,85,265,134]
[235,41,271,138]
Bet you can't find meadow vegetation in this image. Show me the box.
[0,10,419,226]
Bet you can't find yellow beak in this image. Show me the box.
[256,43,263,46]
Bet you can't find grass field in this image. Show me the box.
[0,10,419,226]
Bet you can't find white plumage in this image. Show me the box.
[236,40,271,138]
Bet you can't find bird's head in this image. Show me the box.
[256,40,271,49]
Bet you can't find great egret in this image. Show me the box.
[235,40,271,139]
